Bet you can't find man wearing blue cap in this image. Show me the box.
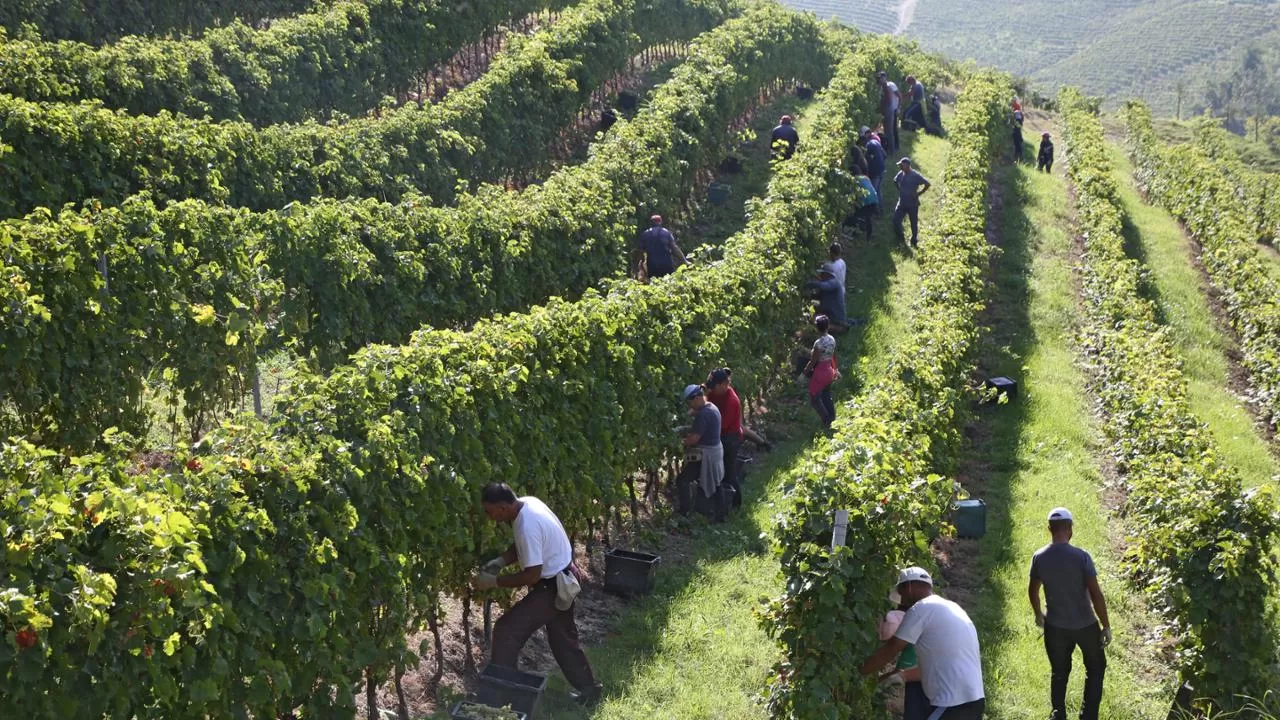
[1029,507,1111,720]
[677,384,726,521]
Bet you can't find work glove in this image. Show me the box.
[472,572,498,591]
[482,557,507,574]
[1101,626,1112,648]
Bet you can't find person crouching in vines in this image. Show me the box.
[675,384,728,521]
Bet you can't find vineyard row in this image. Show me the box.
[0,0,732,218]
[1,3,835,450]
[762,70,1010,719]
[1061,90,1278,703]
[0,0,582,124]
[0,33,913,719]
[2,0,317,44]
[1124,105,1280,461]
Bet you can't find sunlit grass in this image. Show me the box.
[1106,143,1280,489]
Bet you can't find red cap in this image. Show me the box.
[781,115,793,124]
[650,214,663,225]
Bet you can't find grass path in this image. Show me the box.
[1104,143,1280,489]
[520,125,950,720]
[950,148,1173,719]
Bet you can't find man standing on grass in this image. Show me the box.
[893,157,931,248]
[859,566,986,719]
[474,483,604,708]
[1029,507,1111,720]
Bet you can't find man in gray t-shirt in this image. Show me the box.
[892,157,931,247]
[1028,507,1111,720]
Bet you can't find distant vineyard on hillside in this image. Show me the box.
[782,0,1280,113]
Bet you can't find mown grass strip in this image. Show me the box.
[1063,88,1280,707]
[958,145,1172,720]
[1102,143,1280,489]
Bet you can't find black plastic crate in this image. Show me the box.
[475,665,546,719]
[604,549,661,597]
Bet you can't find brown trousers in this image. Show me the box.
[490,579,598,692]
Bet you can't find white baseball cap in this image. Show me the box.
[1048,507,1074,522]
[896,566,933,586]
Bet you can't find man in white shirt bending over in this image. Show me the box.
[473,483,603,707]
[859,566,986,719]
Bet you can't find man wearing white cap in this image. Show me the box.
[859,566,985,718]
[1029,507,1111,720]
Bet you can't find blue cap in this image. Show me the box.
[683,384,704,401]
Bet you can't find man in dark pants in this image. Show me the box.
[632,214,685,281]
[859,567,986,719]
[1038,132,1055,173]
[475,483,603,707]
[1029,507,1111,720]
[893,157,931,247]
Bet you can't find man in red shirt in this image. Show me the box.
[704,368,771,508]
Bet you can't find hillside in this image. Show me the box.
[782,0,1280,113]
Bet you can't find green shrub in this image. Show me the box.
[0,4,833,450]
[0,36,909,717]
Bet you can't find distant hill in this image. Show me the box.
[781,0,1280,114]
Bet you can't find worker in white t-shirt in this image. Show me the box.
[859,566,986,719]
[473,483,603,708]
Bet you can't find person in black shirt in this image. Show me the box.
[632,214,686,281]
[771,115,800,160]
[1038,132,1055,173]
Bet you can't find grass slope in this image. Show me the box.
[1105,142,1280,489]
[952,141,1173,718]
[519,124,950,719]
[780,0,1280,113]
